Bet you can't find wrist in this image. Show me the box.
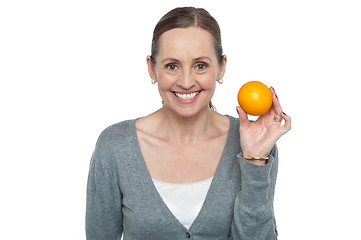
[245,159,266,166]
[242,155,269,166]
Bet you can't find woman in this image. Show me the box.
[86,7,291,240]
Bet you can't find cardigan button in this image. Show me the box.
[185,232,191,238]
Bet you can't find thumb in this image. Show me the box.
[236,106,250,130]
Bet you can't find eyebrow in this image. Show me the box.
[161,56,213,64]
[194,56,213,62]
[161,58,179,64]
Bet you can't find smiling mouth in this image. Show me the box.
[173,91,201,100]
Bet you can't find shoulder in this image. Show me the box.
[225,115,240,139]
[227,115,239,127]
[98,119,135,141]
[94,119,138,156]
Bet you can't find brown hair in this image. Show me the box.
[150,7,223,65]
[150,7,223,111]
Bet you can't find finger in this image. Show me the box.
[280,112,292,134]
[236,106,250,130]
[269,87,283,115]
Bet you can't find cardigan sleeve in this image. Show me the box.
[229,145,278,240]
[86,149,123,240]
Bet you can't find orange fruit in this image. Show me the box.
[237,81,273,116]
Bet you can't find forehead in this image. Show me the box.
[157,26,216,60]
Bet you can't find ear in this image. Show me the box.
[217,55,227,80]
[146,56,157,82]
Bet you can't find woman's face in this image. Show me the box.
[147,26,226,118]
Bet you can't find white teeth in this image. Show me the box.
[175,91,200,100]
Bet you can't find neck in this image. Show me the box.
[156,107,216,144]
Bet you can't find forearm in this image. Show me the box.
[229,147,278,240]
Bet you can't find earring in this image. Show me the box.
[151,79,156,84]
[217,78,224,84]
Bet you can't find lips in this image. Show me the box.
[173,91,201,100]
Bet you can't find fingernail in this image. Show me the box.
[282,111,287,116]
[270,87,278,99]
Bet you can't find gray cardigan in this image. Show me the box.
[86,116,278,239]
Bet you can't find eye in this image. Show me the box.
[195,62,208,71]
[165,63,178,71]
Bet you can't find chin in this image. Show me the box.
[170,104,211,119]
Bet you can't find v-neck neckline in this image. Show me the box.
[131,115,234,232]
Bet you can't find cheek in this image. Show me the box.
[156,70,217,90]
[199,73,217,89]
[157,73,175,91]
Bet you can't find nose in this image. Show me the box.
[177,69,196,90]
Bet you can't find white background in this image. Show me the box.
[1,0,360,239]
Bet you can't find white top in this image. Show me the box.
[152,177,213,230]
